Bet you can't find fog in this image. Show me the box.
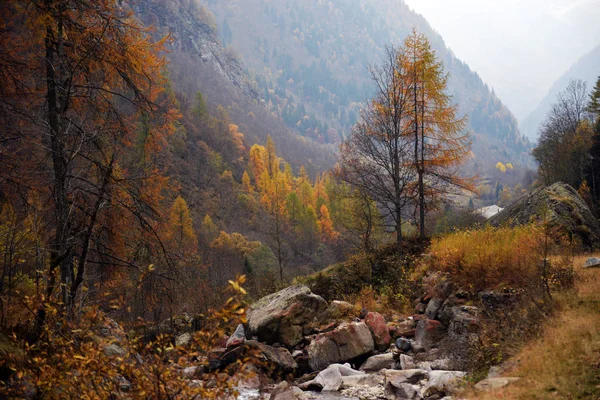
[404,0,600,121]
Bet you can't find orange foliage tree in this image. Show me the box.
[0,0,177,325]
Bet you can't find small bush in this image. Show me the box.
[422,225,572,295]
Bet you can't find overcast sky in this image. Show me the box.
[403,0,600,121]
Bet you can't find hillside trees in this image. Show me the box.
[337,35,471,245]
[0,0,176,322]
[404,31,472,238]
[533,80,596,198]
[338,46,414,247]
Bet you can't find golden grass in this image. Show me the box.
[463,254,600,399]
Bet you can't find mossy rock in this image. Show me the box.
[489,182,600,249]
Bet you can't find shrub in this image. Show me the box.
[422,225,571,295]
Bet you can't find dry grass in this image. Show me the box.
[463,253,600,399]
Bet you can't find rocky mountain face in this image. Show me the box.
[202,0,532,173]
[133,0,262,103]
[521,45,600,140]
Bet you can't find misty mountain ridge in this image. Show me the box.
[521,44,600,141]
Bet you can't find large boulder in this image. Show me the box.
[217,340,297,371]
[307,321,375,371]
[359,352,394,372]
[415,319,446,351]
[247,285,328,347]
[364,312,391,351]
[489,182,600,248]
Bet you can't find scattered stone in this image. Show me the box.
[103,343,126,357]
[181,366,198,377]
[474,377,521,392]
[411,341,425,354]
[118,375,132,392]
[385,381,421,400]
[307,322,375,371]
[399,354,416,370]
[176,332,192,347]
[270,381,309,400]
[226,324,246,348]
[311,363,366,391]
[425,298,444,320]
[365,312,391,351]
[423,370,466,396]
[383,369,429,385]
[341,385,386,399]
[391,320,416,339]
[247,285,328,347]
[359,352,394,372]
[359,308,369,319]
[415,319,446,351]
[247,341,298,371]
[396,337,412,352]
[584,257,600,268]
[340,373,384,388]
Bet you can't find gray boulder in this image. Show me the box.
[488,182,600,248]
[425,298,444,320]
[226,324,246,348]
[423,370,466,396]
[415,319,447,351]
[584,257,600,268]
[307,321,375,371]
[359,352,394,372]
[475,377,521,391]
[247,285,328,347]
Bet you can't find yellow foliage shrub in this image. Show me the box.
[424,225,560,293]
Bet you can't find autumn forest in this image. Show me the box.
[1,0,600,398]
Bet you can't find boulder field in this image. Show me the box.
[211,284,521,399]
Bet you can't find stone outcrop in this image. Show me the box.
[247,285,328,347]
[364,312,391,351]
[489,182,600,248]
[307,321,375,371]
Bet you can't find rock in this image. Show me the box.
[425,298,444,320]
[218,341,297,371]
[449,306,480,335]
[385,381,421,400]
[176,332,191,347]
[246,340,298,371]
[341,385,386,399]
[584,257,600,268]
[383,369,428,385]
[270,381,309,400]
[359,352,394,372]
[399,354,416,370]
[292,350,303,358]
[118,375,132,392]
[103,343,126,357]
[411,341,425,354]
[391,320,416,339]
[488,182,600,249]
[359,308,369,319]
[474,377,521,391]
[434,281,455,301]
[340,373,384,388]
[364,312,391,351]
[415,319,446,351]
[226,324,246,348]
[181,366,198,377]
[307,322,375,371]
[247,285,328,347]
[395,337,412,352]
[308,363,366,391]
[325,300,356,318]
[423,370,466,396]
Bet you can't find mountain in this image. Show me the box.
[521,45,600,141]
[200,0,532,173]
[133,0,337,176]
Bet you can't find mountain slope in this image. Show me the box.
[133,0,336,176]
[203,0,532,173]
[521,45,600,140]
